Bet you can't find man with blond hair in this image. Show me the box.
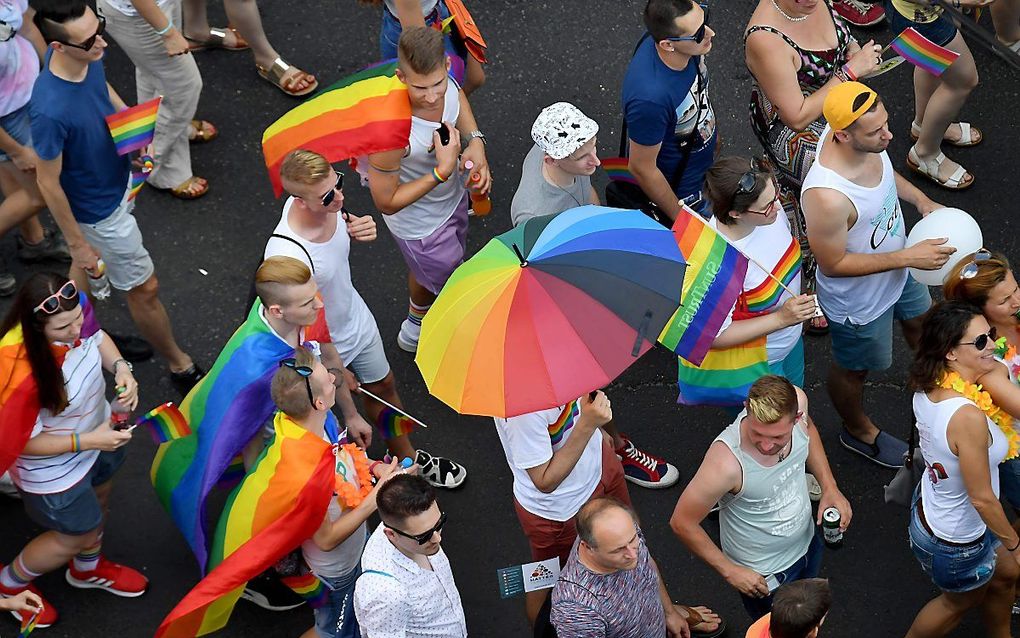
[669,375,851,621]
[267,149,466,490]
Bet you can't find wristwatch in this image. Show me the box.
[468,130,486,146]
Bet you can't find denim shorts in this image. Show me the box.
[999,458,1020,510]
[0,103,32,163]
[885,0,958,47]
[79,192,155,291]
[768,337,805,389]
[740,531,824,620]
[312,565,361,638]
[19,448,126,536]
[909,490,998,593]
[828,275,931,371]
[380,1,468,67]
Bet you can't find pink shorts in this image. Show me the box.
[392,195,469,295]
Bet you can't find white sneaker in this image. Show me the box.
[397,318,421,353]
[806,473,822,502]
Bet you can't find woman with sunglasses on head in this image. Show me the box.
[0,273,146,628]
[744,0,883,334]
[905,300,1020,638]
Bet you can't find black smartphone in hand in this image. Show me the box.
[437,123,451,146]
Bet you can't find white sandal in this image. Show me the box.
[910,120,983,147]
[906,146,974,190]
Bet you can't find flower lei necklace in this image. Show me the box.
[335,443,373,509]
[940,371,1020,461]
[993,336,1020,384]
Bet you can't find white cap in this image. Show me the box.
[531,102,599,160]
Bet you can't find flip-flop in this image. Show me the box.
[188,119,218,144]
[153,176,209,200]
[805,314,829,336]
[677,605,726,638]
[910,121,983,147]
[185,26,249,52]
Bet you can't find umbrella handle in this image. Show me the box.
[632,310,652,357]
[511,243,528,267]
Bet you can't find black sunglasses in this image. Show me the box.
[385,511,447,545]
[321,171,344,207]
[279,358,316,408]
[959,327,997,351]
[665,3,710,44]
[959,249,992,280]
[34,281,78,315]
[57,14,105,51]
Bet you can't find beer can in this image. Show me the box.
[822,507,843,547]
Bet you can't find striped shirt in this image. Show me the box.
[12,331,110,494]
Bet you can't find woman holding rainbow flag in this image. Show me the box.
[0,273,148,629]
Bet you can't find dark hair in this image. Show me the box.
[770,579,832,638]
[397,26,446,76]
[376,474,436,526]
[643,0,697,42]
[0,273,82,414]
[30,0,91,43]
[705,156,774,225]
[908,301,984,392]
[576,497,637,550]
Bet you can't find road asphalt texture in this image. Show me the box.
[0,0,1018,636]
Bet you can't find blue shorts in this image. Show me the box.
[380,1,468,75]
[312,565,361,638]
[19,448,126,536]
[886,0,958,47]
[998,459,1020,510]
[909,488,998,593]
[828,275,931,371]
[769,337,805,389]
[0,103,32,163]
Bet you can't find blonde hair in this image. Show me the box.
[747,375,798,424]
[255,256,313,307]
[271,346,317,419]
[280,149,332,187]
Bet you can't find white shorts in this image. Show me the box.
[79,194,154,291]
[343,327,390,385]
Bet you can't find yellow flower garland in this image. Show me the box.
[940,371,1020,461]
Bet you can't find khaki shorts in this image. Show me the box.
[79,193,155,291]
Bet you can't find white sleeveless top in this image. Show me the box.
[914,392,1008,543]
[714,409,813,575]
[802,125,908,325]
[384,0,438,15]
[381,78,466,240]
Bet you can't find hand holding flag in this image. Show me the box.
[106,97,161,155]
[886,27,959,76]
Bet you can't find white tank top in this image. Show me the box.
[801,126,908,325]
[914,392,1008,543]
[381,78,466,240]
[384,0,438,15]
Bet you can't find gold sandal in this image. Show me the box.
[186,26,249,52]
[256,57,318,97]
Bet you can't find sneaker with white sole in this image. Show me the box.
[831,0,885,26]
[806,473,822,502]
[397,318,420,353]
[614,435,680,489]
[0,577,57,628]
[65,557,147,597]
[240,570,305,611]
[414,449,467,489]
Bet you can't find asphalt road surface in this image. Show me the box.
[1,1,1018,636]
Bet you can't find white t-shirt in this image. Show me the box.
[301,438,369,578]
[13,331,110,494]
[711,213,803,363]
[265,198,378,364]
[383,0,438,14]
[493,400,604,521]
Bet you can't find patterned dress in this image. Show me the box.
[745,4,854,288]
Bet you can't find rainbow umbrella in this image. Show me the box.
[416,205,688,418]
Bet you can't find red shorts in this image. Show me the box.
[512,437,632,567]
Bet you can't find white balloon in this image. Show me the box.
[905,208,983,286]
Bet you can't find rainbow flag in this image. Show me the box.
[280,572,328,609]
[141,402,191,444]
[126,155,153,202]
[547,400,579,447]
[376,405,416,440]
[18,609,38,637]
[151,300,331,572]
[0,293,99,476]
[105,97,161,156]
[601,157,638,185]
[261,60,411,196]
[889,27,959,76]
[677,307,770,407]
[155,413,334,638]
[658,208,749,366]
[744,237,801,313]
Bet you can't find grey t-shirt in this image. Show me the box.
[510,144,593,227]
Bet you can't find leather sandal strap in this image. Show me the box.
[205,28,226,46]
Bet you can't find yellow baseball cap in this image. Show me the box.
[823,81,878,131]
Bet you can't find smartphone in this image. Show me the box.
[437,123,451,146]
[765,574,781,592]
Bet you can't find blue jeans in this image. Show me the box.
[380,1,468,85]
[739,531,824,620]
[908,487,998,593]
[312,565,361,638]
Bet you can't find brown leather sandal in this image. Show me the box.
[188,119,218,144]
[186,26,249,52]
[163,176,209,200]
[256,57,318,97]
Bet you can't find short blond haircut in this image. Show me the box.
[271,346,317,419]
[747,375,798,424]
[279,149,332,187]
[255,256,313,307]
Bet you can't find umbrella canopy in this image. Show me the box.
[416,205,688,418]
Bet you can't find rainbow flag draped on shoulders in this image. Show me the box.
[155,412,334,638]
[658,208,749,366]
[150,300,329,572]
[0,293,99,475]
[261,60,412,197]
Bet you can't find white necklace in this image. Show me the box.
[771,0,809,22]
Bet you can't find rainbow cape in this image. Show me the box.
[677,308,770,407]
[155,412,334,638]
[0,293,99,476]
[658,208,749,366]
[105,97,161,156]
[889,27,959,76]
[261,60,411,197]
[150,300,330,572]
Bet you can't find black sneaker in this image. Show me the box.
[109,333,154,363]
[17,229,71,263]
[415,449,467,489]
[170,364,205,396]
[240,571,305,611]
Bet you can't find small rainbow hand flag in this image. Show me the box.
[601,157,638,185]
[889,27,959,76]
[127,155,153,202]
[106,96,161,156]
[141,402,191,444]
[19,609,39,637]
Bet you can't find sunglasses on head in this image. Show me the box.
[34,281,78,315]
[959,326,997,351]
[665,3,710,44]
[385,511,447,545]
[320,171,344,207]
[56,14,105,51]
[279,358,316,408]
[959,249,992,280]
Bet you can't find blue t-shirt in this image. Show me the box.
[621,36,718,200]
[30,50,129,224]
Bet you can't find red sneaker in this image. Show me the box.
[0,575,57,628]
[65,557,148,598]
[832,0,886,26]
[614,435,680,489]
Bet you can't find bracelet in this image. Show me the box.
[833,67,849,83]
[841,63,857,82]
[155,17,174,36]
[432,167,449,184]
[1010,538,1020,552]
[70,433,80,453]
[368,461,382,479]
